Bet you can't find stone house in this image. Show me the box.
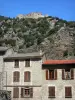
[3,51,43,100]
[0,47,75,100]
[42,60,75,100]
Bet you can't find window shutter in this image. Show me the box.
[13,72,17,82]
[71,69,74,79]
[17,72,20,82]
[28,72,30,81]
[24,71,30,82]
[46,70,48,80]
[13,71,20,82]
[65,87,72,98]
[49,87,51,97]
[24,72,27,82]
[49,87,55,98]
[30,88,33,98]
[21,88,24,98]
[13,72,15,82]
[62,69,64,79]
[52,87,55,97]
[13,87,19,98]
[54,69,57,80]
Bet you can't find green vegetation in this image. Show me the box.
[0,15,75,53]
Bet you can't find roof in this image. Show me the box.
[4,52,43,60]
[43,60,75,65]
[0,47,8,51]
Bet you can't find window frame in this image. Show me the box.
[21,87,33,98]
[23,88,30,97]
[46,69,57,80]
[62,69,74,80]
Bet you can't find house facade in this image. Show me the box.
[0,47,75,100]
[42,60,75,100]
[3,52,42,100]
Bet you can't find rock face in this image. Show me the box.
[0,14,75,59]
[40,27,75,59]
[17,12,48,19]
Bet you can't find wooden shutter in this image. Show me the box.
[54,69,57,80]
[65,87,72,98]
[13,71,20,82]
[62,69,65,79]
[71,69,74,79]
[24,71,30,82]
[17,72,20,82]
[30,88,33,98]
[49,87,55,98]
[13,72,16,82]
[13,87,19,98]
[46,70,48,80]
[21,88,24,98]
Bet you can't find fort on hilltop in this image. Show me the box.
[16,12,48,19]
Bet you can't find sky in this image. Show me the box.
[0,0,75,21]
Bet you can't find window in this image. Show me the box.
[48,87,55,98]
[62,69,74,80]
[25,59,30,67]
[13,71,20,82]
[65,87,72,98]
[24,71,30,82]
[21,87,33,98]
[14,60,19,68]
[46,69,57,80]
[13,87,19,98]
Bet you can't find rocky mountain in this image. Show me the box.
[0,14,75,59]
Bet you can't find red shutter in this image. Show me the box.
[54,69,57,80]
[30,88,33,98]
[21,88,24,98]
[46,70,48,80]
[65,87,72,98]
[62,69,65,79]
[71,69,74,79]
[24,71,30,82]
[13,87,19,98]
